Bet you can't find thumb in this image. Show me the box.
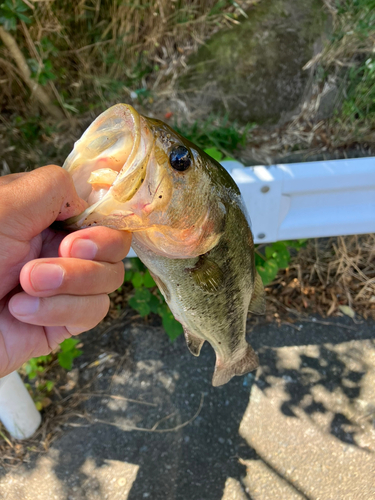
[0,165,87,241]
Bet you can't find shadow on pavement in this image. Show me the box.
[250,317,375,449]
[1,315,374,499]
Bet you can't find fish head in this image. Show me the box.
[63,104,234,258]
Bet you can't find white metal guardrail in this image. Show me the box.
[1,156,375,439]
[225,156,375,243]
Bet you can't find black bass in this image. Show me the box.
[62,104,265,386]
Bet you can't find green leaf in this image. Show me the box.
[17,12,30,23]
[143,270,156,288]
[160,306,183,341]
[128,287,152,317]
[124,269,134,282]
[60,338,80,353]
[0,15,16,30]
[129,257,145,272]
[265,246,275,260]
[149,293,161,314]
[45,380,54,392]
[28,370,37,380]
[15,0,30,13]
[204,147,223,162]
[57,352,74,370]
[269,242,290,269]
[131,272,144,288]
[128,296,151,317]
[284,239,308,249]
[257,259,279,285]
[62,103,79,113]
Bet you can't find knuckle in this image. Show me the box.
[44,164,68,182]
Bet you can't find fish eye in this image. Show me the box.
[169,145,191,172]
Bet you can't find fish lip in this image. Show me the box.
[61,104,155,228]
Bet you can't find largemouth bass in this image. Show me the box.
[62,104,265,386]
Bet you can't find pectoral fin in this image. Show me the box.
[187,255,224,294]
[184,328,205,357]
[248,271,266,315]
[212,345,259,387]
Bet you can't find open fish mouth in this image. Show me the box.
[62,104,154,228]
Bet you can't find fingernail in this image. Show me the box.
[10,295,40,316]
[31,263,64,291]
[70,239,98,260]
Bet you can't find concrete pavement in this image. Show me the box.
[0,316,374,500]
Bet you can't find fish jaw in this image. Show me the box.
[62,103,156,229]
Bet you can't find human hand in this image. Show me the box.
[0,165,131,378]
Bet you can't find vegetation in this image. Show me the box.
[317,0,375,143]
[22,338,82,410]
[123,258,183,341]
[0,0,249,118]
[175,115,253,159]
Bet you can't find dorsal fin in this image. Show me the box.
[249,271,266,315]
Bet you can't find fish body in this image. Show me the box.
[63,104,265,386]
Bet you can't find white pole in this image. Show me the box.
[0,371,41,440]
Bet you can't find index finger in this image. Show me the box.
[0,165,87,241]
[59,226,132,263]
[0,172,26,187]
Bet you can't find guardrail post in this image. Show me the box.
[0,371,41,440]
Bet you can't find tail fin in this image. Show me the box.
[212,345,259,387]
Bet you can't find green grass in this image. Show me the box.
[322,0,375,135]
[341,56,375,123]
[175,115,253,158]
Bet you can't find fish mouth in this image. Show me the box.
[62,104,154,229]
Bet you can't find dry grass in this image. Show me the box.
[0,0,254,116]
[310,0,375,69]
[265,234,375,322]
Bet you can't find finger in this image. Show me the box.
[0,172,26,187]
[59,226,132,262]
[0,165,87,241]
[43,326,85,350]
[19,258,125,297]
[8,293,110,332]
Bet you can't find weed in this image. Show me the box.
[175,115,253,157]
[255,240,307,285]
[24,379,55,411]
[57,338,82,371]
[341,56,375,122]
[27,58,56,86]
[0,0,248,119]
[24,355,52,380]
[319,0,375,137]
[0,0,31,31]
[124,258,183,341]
[23,339,82,382]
